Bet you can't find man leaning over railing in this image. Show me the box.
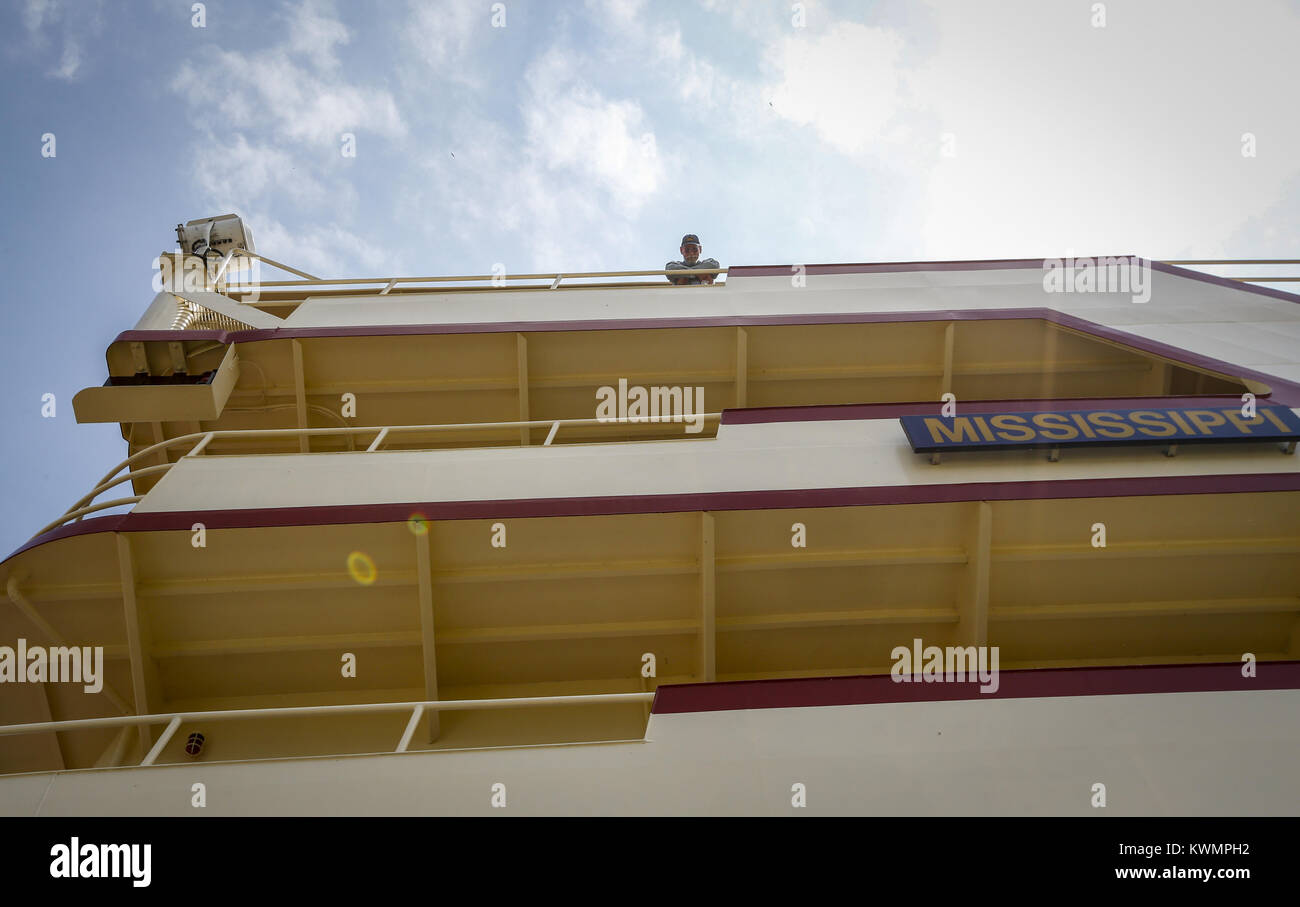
[665,233,721,285]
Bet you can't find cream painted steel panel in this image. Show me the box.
[73,345,241,424]
[4,688,1296,816]
[132,416,1300,515]
[279,268,1300,392]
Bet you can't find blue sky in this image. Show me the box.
[1,0,1298,557]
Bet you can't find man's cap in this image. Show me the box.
[681,234,701,246]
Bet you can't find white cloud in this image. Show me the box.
[584,0,646,30]
[23,0,53,32]
[21,0,101,81]
[188,134,332,209]
[49,37,80,80]
[580,1,770,139]
[285,0,350,69]
[173,13,405,148]
[406,0,482,84]
[522,50,666,211]
[765,22,907,154]
[739,0,1300,261]
[249,216,394,278]
[905,0,1300,259]
[170,0,405,233]
[414,92,666,269]
[406,39,679,270]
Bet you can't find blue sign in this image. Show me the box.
[900,405,1300,453]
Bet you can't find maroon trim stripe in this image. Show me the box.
[1150,260,1300,306]
[723,395,1272,425]
[650,660,1300,714]
[9,473,1300,562]
[117,307,1047,344]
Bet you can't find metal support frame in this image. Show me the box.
[735,327,748,408]
[941,321,955,397]
[415,525,441,743]
[31,680,65,770]
[516,333,530,446]
[93,726,132,768]
[150,422,168,469]
[6,577,132,715]
[1040,322,1059,399]
[961,502,992,647]
[129,342,149,375]
[117,533,160,752]
[700,512,716,682]
[167,342,187,375]
[291,339,309,453]
[1146,359,1171,395]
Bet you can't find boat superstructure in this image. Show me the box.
[2,233,1298,815]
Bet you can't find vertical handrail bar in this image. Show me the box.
[396,705,424,753]
[141,716,182,766]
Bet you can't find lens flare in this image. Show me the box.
[407,512,429,536]
[347,551,377,585]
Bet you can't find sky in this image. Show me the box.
[0,0,1298,558]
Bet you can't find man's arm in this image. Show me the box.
[696,258,720,285]
[665,261,689,285]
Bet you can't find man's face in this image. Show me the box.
[681,242,701,265]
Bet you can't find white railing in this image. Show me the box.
[183,250,1300,309]
[0,691,656,767]
[176,249,728,305]
[244,266,728,290]
[34,414,722,541]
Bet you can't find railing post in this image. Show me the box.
[140,716,180,766]
[396,705,424,753]
[188,432,215,457]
